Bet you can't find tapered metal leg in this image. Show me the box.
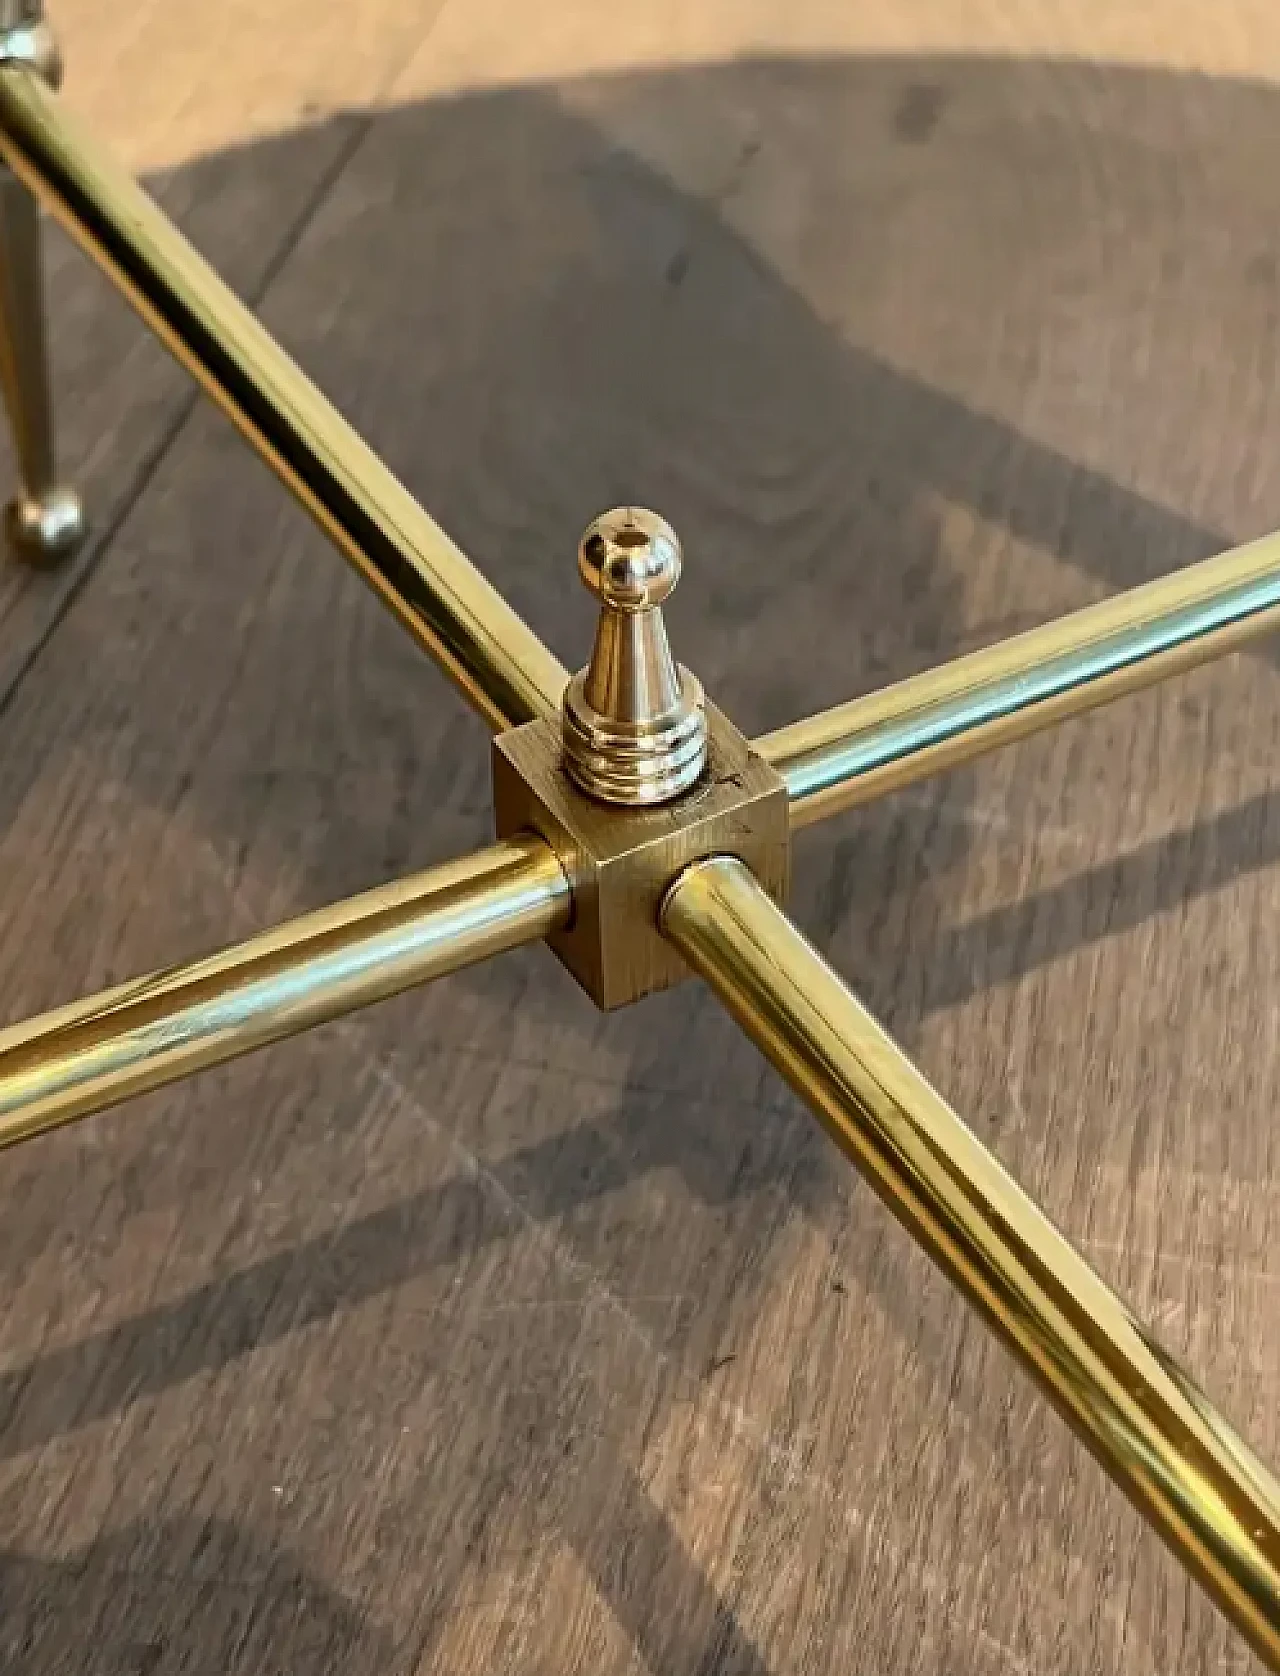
[0,159,82,561]
[0,8,82,563]
[0,19,1274,1659]
[0,63,563,725]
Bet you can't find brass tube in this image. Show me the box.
[0,158,54,489]
[0,836,568,1148]
[0,66,568,732]
[662,856,1280,1668]
[758,529,1280,828]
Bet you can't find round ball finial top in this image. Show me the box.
[578,507,682,613]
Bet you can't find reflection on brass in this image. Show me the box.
[493,511,787,1010]
[562,507,708,805]
[0,54,1278,1669]
[495,700,787,1009]
[0,65,565,730]
[662,855,1280,1670]
[759,527,1280,828]
[0,837,569,1148]
[0,3,62,87]
[0,7,83,562]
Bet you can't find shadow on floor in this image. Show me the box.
[0,1516,395,1674]
[2,48,1278,1675]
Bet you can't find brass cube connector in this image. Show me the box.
[492,701,789,1009]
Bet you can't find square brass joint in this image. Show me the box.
[492,701,790,1009]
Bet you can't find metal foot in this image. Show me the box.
[0,4,82,566]
[3,482,83,560]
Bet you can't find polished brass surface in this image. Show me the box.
[758,527,1280,828]
[562,507,708,804]
[662,855,1280,1668]
[0,59,1276,1662]
[0,2,61,87]
[495,704,787,1008]
[0,837,568,1149]
[0,8,81,562]
[0,66,566,730]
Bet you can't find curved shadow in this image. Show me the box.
[2,49,1279,1674]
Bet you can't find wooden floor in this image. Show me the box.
[2,2,1280,1671]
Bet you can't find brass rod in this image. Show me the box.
[0,66,568,731]
[758,529,1280,828]
[662,856,1280,1668]
[0,165,54,493]
[0,836,568,1148]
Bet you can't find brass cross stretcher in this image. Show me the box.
[2,7,1279,1664]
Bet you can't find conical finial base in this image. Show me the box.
[561,507,708,806]
[563,663,707,805]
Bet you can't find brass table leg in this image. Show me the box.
[0,24,1278,1655]
[0,2,82,562]
[0,62,563,725]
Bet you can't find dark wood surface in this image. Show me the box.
[1,5,1278,1671]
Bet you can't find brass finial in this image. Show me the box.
[561,507,708,805]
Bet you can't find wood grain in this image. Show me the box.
[1,4,1279,1672]
[0,0,450,704]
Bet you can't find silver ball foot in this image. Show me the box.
[3,486,86,565]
